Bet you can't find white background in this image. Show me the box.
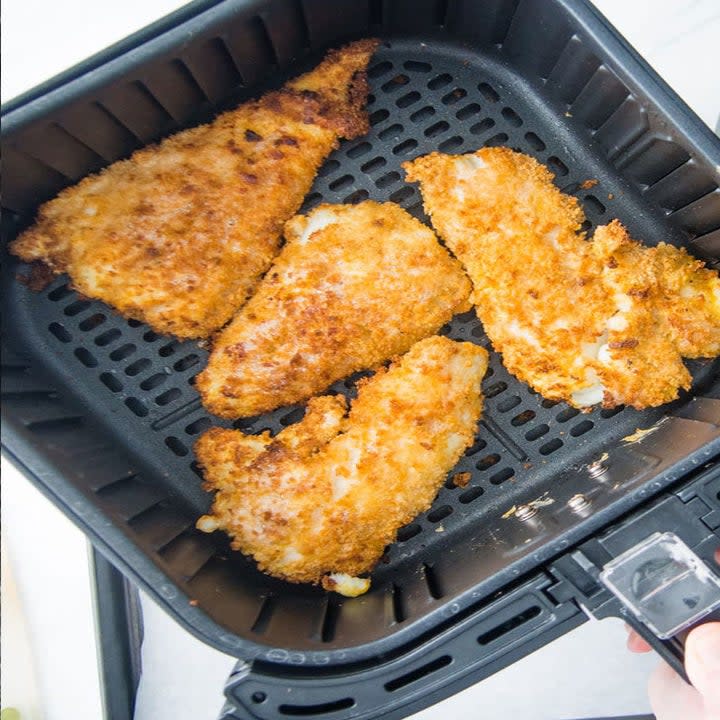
[2,1,719,719]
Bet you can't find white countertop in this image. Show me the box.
[2,2,718,719]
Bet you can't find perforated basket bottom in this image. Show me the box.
[4,37,717,649]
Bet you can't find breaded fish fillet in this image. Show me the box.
[197,201,472,418]
[195,336,488,594]
[404,147,720,409]
[10,40,378,338]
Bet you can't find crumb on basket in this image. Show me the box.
[452,471,471,488]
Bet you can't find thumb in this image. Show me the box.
[685,622,720,714]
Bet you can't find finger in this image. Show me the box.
[685,622,720,714]
[626,629,653,653]
[648,660,703,720]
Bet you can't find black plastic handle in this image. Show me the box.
[622,609,688,681]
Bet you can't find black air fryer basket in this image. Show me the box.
[3,1,720,718]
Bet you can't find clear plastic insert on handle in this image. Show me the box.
[600,532,720,639]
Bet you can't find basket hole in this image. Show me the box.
[127,319,143,328]
[125,358,151,376]
[328,174,354,191]
[110,343,136,361]
[539,438,563,455]
[511,410,535,426]
[442,88,467,105]
[459,486,484,504]
[570,420,594,437]
[190,460,203,479]
[428,73,452,90]
[64,300,91,316]
[361,156,386,173]
[78,313,106,331]
[317,159,340,177]
[384,655,451,692]
[173,354,200,372]
[396,91,421,108]
[490,467,515,485]
[346,142,371,159]
[381,74,410,92]
[525,424,550,441]
[185,416,212,435]
[438,136,463,152]
[100,372,123,393]
[580,219,592,233]
[279,698,354,716]
[378,123,403,140]
[369,109,389,126]
[485,132,509,147]
[74,347,98,367]
[501,107,522,126]
[424,120,449,137]
[140,372,168,391]
[158,341,179,357]
[478,82,499,102]
[303,192,323,210]
[471,326,486,338]
[368,60,393,78]
[280,407,305,426]
[601,406,624,418]
[470,118,495,135]
[143,330,160,343]
[477,606,542,646]
[541,398,559,408]
[251,692,267,704]
[476,453,500,471]
[343,189,369,204]
[484,381,507,398]
[156,388,182,406]
[547,156,569,177]
[524,131,546,151]
[410,106,435,123]
[48,322,72,343]
[403,60,431,73]
[465,437,487,456]
[423,563,444,599]
[455,103,481,122]
[497,395,521,412]
[165,436,188,456]
[95,329,122,347]
[396,523,421,542]
[584,194,606,215]
[389,187,415,204]
[393,138,418,155]
[556,407,580,423]
[427,505,452,523]
[125,397,148,417]
[376,171,401,188]
[48,284,73,301]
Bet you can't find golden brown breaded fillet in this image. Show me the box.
[195,336,488,594]
[404,147,720,409]
[10,39,378,339]
[196,201,472,418]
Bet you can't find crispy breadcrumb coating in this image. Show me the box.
[195,336,488,593]
[404,147,720,409]
[10,40,378,338]
[197,201,472,418]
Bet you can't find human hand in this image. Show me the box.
[626,548,720,720]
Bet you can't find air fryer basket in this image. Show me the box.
[2,1,720,718]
